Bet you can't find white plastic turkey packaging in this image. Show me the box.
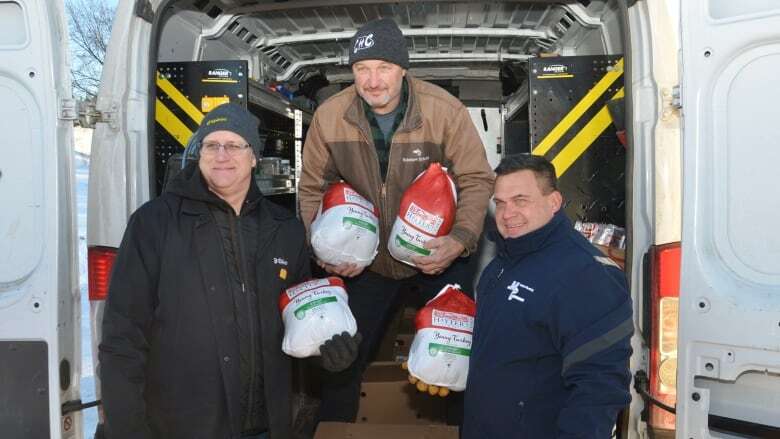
[389,163,457,266]
[407,284,476,391]
[311,182,380,268]
[279,277,357,358]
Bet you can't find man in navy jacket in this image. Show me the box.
[463,154,633,438]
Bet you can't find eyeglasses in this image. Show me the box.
[200,141,251,156]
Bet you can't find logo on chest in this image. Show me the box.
[273,257,289,280]
[507,280,535,302]
[402,148,430,163]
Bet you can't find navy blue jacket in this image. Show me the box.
[463,210,633,438]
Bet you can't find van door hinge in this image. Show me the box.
[87,104,119,130]
[661,86,682,121]
[135,0,154,23]
[59,98,77,121]
[671,85,682,109]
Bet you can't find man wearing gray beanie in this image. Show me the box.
[299,18,495,424]
[99,102,357,439]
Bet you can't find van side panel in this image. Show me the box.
[0,0,80,438]
[86,0,153,422]
[678,1,780,436]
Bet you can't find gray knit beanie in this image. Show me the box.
[189,103,264,158]
[348,18,409,69]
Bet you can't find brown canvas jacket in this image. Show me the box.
[300,75,494,279]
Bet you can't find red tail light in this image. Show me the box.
[648,242,681,431]
[88,246,117,301]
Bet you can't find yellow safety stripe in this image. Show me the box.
[155,98,192,147]
[537,74,574,79]
[156,73,204,125]
[202,79,239,83]
[551,87,625,177]
[532,57,624,157]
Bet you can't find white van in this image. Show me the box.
[3,0,780,438]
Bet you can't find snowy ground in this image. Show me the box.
[76,153,98,438]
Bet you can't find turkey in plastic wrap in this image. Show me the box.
[407,284,475,391]
[279,277,357,358]
[311,182,380,268]
[388,163,457,266]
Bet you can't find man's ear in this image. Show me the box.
[549,190,563,213]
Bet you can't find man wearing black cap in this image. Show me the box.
[99,103,357,439]
[300,18,494,423]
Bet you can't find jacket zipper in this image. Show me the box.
[383,137,396,276]
[355,121,391,272]
[229,212,256,426]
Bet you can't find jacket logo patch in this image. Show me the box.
[507,280,533,302]
[274,257,289,266]
[279,268,288,280]
[402,154,430,163]
[354,33,374,53]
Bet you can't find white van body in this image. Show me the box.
[0,1,81,438]
[676,1,780,437]
[5,0,780,438]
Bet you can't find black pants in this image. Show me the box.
[317,257,474,424]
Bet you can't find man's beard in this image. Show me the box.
[362,90,391,108]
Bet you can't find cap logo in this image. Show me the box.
[353,33,374,53]
[206,116,228,125]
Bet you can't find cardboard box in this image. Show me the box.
[375,306,418,361]
[355,362,448,425]
[314,422,458,439]
[392,333,414,362]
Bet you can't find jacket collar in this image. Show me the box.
[344,76,424,135]
[492,209,570,260]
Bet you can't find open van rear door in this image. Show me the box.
[678,1,780,437]
[0,1,81,438]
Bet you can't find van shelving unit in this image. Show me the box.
[154,60,312,210]
[528,55,626,227]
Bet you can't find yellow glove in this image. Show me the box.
[402,361,450,397]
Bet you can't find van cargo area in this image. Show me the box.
[148,1,634,437]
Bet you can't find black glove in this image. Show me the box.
[319,331,362,372]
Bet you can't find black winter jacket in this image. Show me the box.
[208,183,267,434]
[99,163,310,439]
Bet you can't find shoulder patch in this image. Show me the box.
[594,255,621,269]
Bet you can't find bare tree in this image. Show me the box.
[66,0,115,100]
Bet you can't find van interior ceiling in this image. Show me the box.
[155,0,622,103]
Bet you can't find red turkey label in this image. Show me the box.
[430,310,474,333]
[404,202,445,235]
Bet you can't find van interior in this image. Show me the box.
[149,1,646,437]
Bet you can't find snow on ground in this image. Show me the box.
[76,153,98,438]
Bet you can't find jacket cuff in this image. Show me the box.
[449,226,478,256]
